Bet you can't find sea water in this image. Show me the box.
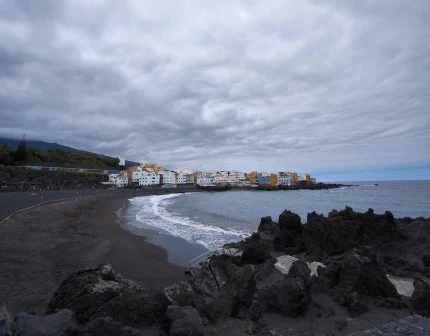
[125,181,430,266]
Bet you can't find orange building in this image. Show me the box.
[245,171,261,184]
[291,172,298,185]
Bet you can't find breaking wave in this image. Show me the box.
[128,193,249,250]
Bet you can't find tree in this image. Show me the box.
[15,137,29,164]
[0,145,13,165]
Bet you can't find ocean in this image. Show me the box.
[123,181,430,266]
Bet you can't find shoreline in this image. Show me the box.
[0,188,198,315]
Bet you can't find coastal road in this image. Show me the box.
[0,189,112,223]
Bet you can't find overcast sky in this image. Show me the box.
[1,0,429,180]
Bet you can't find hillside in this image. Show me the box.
[0,137,140,168]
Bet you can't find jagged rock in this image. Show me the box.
[257,216,279,240]
[166,305,204,336]
[321,252,399,300]
[188,255,232,307]
[287,260,312,288]
[240,235,272,265]
[278,210,302,233]
[0,304,13,336]
[411,278,430,317]
[15,309,77,336]
[303,207,400,260]
[202,264,256,321]
[63,317,143,336]
[47,264,169,327]
[303,210,362,260]
[164,281,195,306]
[267,276,310,316]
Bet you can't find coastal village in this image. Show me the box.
[105,163,316,188]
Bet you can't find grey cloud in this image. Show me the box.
[0,0,429,174]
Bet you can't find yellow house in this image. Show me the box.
[245,171,261,184]
[271,174,278,187]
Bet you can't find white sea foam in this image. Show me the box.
[128,193,249,250]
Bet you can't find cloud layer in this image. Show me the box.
[1,0,429,173]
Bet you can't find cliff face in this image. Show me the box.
[2,208,430,336]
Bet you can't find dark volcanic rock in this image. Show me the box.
[206,263,256,321]
[287,260,312,288]
[257,216,279,240]
[267,276,310,317]
[303,209,362,260]
[15,309,77,336]
[47,265,169,327]
[411,278,430,317]
[321,252,399,300]
[278,210,302,233]
[303,207,400,260]
[64,317,142,336]
[166,305,204,336]
[240,234,272,265]
[164,281,195,307]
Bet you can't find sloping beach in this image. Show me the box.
[0,189,195,315]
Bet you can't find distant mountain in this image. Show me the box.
[0,137,140,168]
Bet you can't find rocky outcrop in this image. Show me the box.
[166,305,204,336]
[303,207,400,261]
[47,265,169,327]
[278,210,302,233]
[203,263,256,321]
[4,207,430,335]
[240,234,272,265]
[321,252,399,299]
[15,309,77,336]
[257,216,278,240]
[267,276,310,317]
[411,278,430,317]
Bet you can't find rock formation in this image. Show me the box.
[3,207,430,335]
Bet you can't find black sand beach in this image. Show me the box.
[0,188,197,315]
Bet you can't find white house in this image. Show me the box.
[107,173,128,187]
[176,173,188,184]
[213,171,246,186]
[196,173,215,186]
[132,171,160,186]
[277,172,293,186]
[159,170,176,185]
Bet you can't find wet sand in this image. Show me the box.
[0,189,196,315]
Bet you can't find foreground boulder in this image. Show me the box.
[166,305,204,336]
[257,216,279,240]
[278,210,302,233]
[240,234,272,265]
[47,265,169,327]
[15,309,77,336]
[321,252,399,299]
[411,278,430,317]
[203,263,256,321]
[267,276,310,317]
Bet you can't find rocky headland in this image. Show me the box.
[1,207,430,335]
